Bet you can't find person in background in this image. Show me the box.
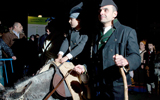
[26,35,39,76]
[38,26,51,54]
[0,38,16,86]
[2,22,26,47]
[8,24,13,33]
[29,35,35,42]
[35,34,40,39]
[35,34,40,48]
[0,21,5,37]
[133,40,147,86]
[2,22,26,86]
[144,41,156,97]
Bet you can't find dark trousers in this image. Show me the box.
[97,84,124,100]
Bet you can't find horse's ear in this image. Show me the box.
[8,81,32,99]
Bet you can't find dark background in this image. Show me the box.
[0,0,160,47]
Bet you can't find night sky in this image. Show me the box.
[0,0,159,45]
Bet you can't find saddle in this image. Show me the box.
[39,61,90,100]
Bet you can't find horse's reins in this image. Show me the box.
[44,62,75,100]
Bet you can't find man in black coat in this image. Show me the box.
[144,41,156,96]
[38,25,51,54]
[74,0,141,99]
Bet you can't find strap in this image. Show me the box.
[44,62,74,100]
[42,33,63,54]
[43,39,53,53]
[140,50,146,55]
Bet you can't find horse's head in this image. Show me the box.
[1,67,55,100]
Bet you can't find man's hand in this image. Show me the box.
[113,54,129,67]
[12,56,17,60]
[74,64,85,74]
[141,65,144,69]
[60,56,69,63]
[55,54,63,63]
[55,58,61,63]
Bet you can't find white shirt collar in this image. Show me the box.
[13,30,19,38]
[103,26,112,35]
[150,51,153,54]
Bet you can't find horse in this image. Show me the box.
[0,60,56,100]
[1,60,90,100]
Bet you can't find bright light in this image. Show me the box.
[38,15,42,17]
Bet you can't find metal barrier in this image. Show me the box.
[0,58,14,84]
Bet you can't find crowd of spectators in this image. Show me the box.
[130,39,160,96]
[0,22,47,87]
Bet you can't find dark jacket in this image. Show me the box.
[92,19,141,86]
[144,50,155,83]
[38,33,49,53]
[2,31,26,47]
[59,29,88,60]
[0,38,14,66]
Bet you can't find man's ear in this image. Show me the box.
[113,11,118,18]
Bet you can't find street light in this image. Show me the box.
[38,15,42,17]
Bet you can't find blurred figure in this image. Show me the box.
[38,25,51,54]
[154,47,160,89]
[0,38,16,86]
[29,35,35,42]
[0,21,5,37]
[8,26,13,33]
[38,19,66,67]
[35,34,40,39]
[144,41,156,97]
[134,40,147,86]
[35,34,40,48]
[2,22,26,86]
[7,24,13,33]
[2,22,26,47]
[26,35,39,76]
